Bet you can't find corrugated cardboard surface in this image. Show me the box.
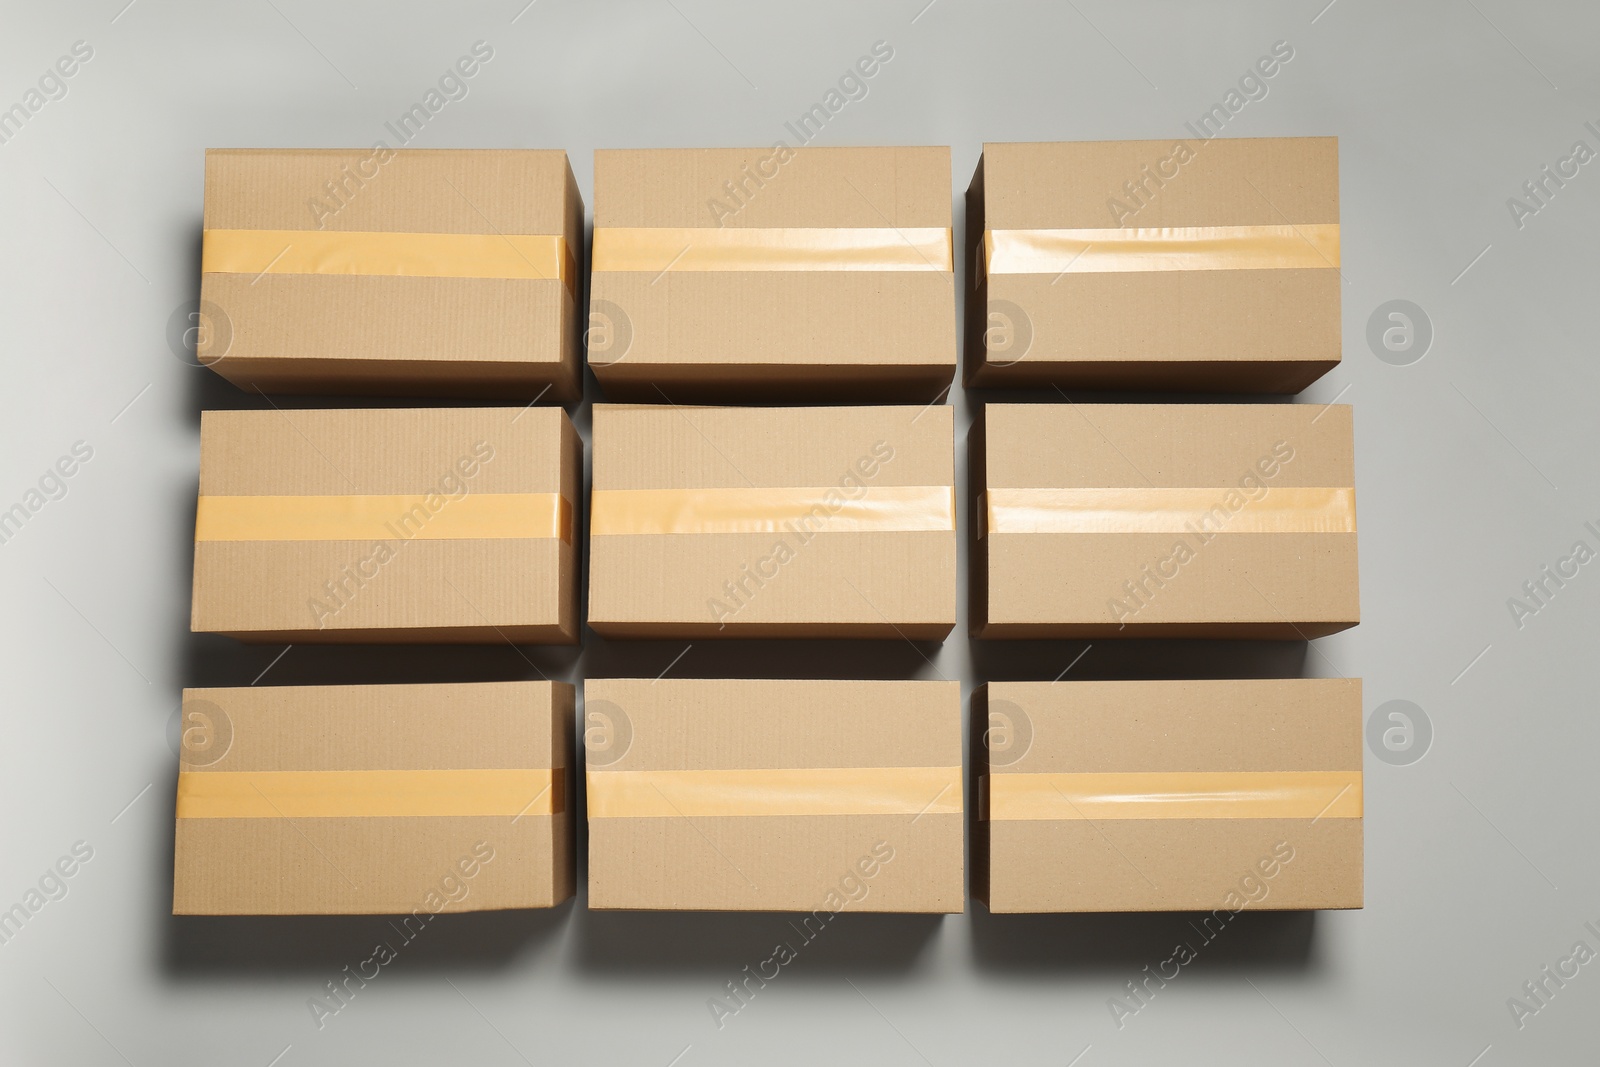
[200,148,583,400]
[588,404,956,638]
[173,681,574,915]
[973,402,1358,638]
[191,407,579,643]
[976,679,1362,913]
[966,137,1340,392]
[585,679,962,912]
[589,147,955,401]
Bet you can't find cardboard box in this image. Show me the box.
[588,146,955,402]
[588,403,956,639]
[972,402,1358,639]
[200,149,583,401]
[191,406,579,643]
[584,678,962,912]
[173,681,574,914]
[975,679,1363,912]
[966,137,1340,393]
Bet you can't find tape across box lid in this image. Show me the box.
[172,681,574,915]
[584,678,964,912]
[587,146,956,402]
[190,407,580,644]
[971,402,1358,639]
[199,148,584,400]
[587,404,957,639]
[975,679,1363,913]
[966,137,1341,393]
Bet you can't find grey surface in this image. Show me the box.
[1,1,1596,1063]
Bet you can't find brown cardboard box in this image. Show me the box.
[588,146,955,402]
[972,402,1358,639]
[173,681,574,914]
[966,137,1340,393]
[191,406,579,643]
[200,149,583,401]
[588,403,956,639]
[585,678,962,912]
[975,679,1363,912]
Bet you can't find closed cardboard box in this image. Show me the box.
[191,407,579,643]
[173,681,574,915]
[977,679,1362,913]
[966,137,1340,393]
[588,146,955,402]
[588,404,956,639]
[972,403,1358,639]
[585,678,963,912]
[200,149,583,400]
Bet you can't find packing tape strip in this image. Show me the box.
[202,229,575,293]
[590,485,956,536]
[195,493,574,544]
[981,487,1355,537]
[586,767,963,819]
[986,771,1361,821]
[591,226,953,273]
[983,223,1340,274]
[176,768,565,819]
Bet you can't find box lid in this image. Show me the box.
[588,404,956,637]
[173,680,573,914]
[977,402,1358,636]
[199,149,582,397]
[192,406,577,642]
[588,147,955,387]
[980,137,1337,230]
[585,678,963,911]
[980,678,1362,912]
[969,138,1340,390]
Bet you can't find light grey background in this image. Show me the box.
[2,1,1595,1063]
